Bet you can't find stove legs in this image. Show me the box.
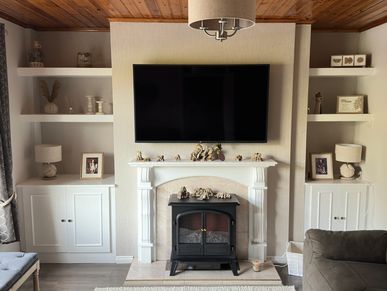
[170,260,178,276]
[230,259,239,276]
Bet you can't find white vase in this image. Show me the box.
[44,102,58,114]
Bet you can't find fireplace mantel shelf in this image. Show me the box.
[129,159,277,168]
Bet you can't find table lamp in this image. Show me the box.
[335,143,362,179]
[35,144,62,179]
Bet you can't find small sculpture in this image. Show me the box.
[136,151,151,162]
[29,40,44,67]
[177,186,190,200]
[215,192,231,199]
[192,187,216,200]
[175,154,181,161]
[314,92,323,114]
[235,155,243,161]
[190,143,225,161]
[40,80,61,114]
[156,155,165,162]
[252,153,263,162]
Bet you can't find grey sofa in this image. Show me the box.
[303,229,387,291]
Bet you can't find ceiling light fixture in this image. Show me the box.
[188,0,256,42]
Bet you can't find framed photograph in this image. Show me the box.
[342,55,354,66]
[331,55,343,67]
[311,153,334,180]
[81,153,104,179]
[336,95,364,114]
[354,54,366,67]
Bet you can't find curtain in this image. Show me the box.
[0,23,16,243]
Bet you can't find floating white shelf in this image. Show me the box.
[308,114,372,122]
[20,114,114,123]
[17,67,112,77]
[309,67,376,77]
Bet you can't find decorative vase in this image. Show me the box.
[44,102,58,114]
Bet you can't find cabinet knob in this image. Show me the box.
[334,216,339,220]
[61,219,66,222]
[68,219,73,223]
[340,217,346,220]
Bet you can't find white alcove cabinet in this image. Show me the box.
[304,181,371,233]
[17,175,116,263]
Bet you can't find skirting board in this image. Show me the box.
[38,253,117,263]
[0,241,20,252]
[116,256,134,264]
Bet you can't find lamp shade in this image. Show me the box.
[188,0,256,30]
[35,144,62,163]
[335,144,362,163]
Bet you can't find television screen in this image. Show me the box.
[133,64,270,143]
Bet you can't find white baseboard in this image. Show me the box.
[115,256,133,264]
[38,253,117,263]
[0,241,20,252]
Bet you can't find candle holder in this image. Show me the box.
[96,100,104,115]
[85,95,95,115]
[251,260,264,272]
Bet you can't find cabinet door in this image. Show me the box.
[22,187,68,252]
[337,185,369,231]
[305,184,369,232]
[66,187,111,252]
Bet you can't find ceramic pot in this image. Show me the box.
[44,102,58,114]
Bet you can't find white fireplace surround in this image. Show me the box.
[129,159,277,263]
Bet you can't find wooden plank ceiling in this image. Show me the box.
[0,0,386,32]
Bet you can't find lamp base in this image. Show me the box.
[41,163,57,179]
[339,163,355,179]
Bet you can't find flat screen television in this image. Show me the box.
[133,64,270,143]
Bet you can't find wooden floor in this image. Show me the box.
[19,264,130,291]
[18,263,302,291]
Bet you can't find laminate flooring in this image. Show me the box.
[18,263,129,291]
[18,263,302,291]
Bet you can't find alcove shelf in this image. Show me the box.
[17,67,112,77]
[309,67,376,77]
[20,114,114,123]
[307,114,372,122]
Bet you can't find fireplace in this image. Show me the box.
[129,159,277,263]
[168,194,240,276]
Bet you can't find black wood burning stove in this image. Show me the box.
[168,194,240,276]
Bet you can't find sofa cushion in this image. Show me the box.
[306,229,387,264]
[346,260,387,291]
[0,252,38,290]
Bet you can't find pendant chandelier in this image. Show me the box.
[188,0,256,42]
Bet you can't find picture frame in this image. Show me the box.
[336,95,364,114]
[330,55,343,67]
[354,54,366,67]
[80,152,104,179]
[311,153,334,180]
[342,55,355,66]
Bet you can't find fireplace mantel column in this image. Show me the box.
[136,167,155,263]
[248,167,268,261]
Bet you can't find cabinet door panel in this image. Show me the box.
[66,188,110,252]
[307,187,334,230]
[23,187,67,252]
